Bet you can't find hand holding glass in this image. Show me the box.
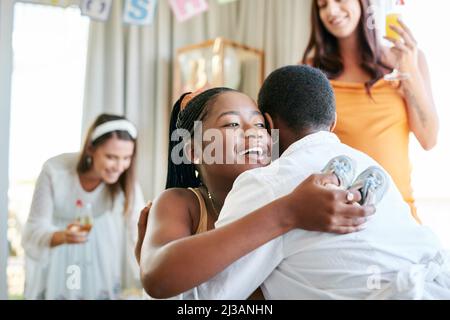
[384,0,410,81]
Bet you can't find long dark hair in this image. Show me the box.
[302,0,392,92]
[77,114,137,215]
[166,88,236,189]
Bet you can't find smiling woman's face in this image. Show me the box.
[317,0,362,39]
[193,91,272,182]
[90,136,135,184]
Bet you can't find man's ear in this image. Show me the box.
[330,112,337,132]
[264,113,275,131]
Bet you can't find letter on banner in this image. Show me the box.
[123,0,157,26]
[80,0,113,22]
[169,0,208,22]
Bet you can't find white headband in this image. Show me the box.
[91,120,138,142]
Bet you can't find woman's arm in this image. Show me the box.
[402,50,439,150]
[387,20,439,150]
[22,165,60,257]
[140,174,374,299]
[23,163,88,249]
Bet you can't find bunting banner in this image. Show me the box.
[80,0,113,21]
[217,0,237,4]
[19,0,73,7]
[169,0,208,22]
[123,0,158,26]
[17,0,239,25]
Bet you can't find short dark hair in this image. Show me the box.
[258,65,336,132]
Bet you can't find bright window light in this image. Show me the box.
[7,2,89,299]
[403,0,450,248]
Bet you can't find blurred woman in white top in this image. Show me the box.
[22,114,144,299]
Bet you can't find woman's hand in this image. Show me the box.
[50,223,88,247]
[135,201,152,265]
[64,223,89,244]
[284,173,375,234]
[384,18,419,76]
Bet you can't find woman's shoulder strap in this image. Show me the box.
[187,188,208,234]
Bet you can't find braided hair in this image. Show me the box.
[166,87,237,189]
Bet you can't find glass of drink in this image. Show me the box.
[384,0,410,81]
[75,200,93,233]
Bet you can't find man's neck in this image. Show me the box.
[278,128,326,155]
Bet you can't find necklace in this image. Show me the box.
[206,190,220,218]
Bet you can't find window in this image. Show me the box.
[7,2,89,299]
[404,0,450,248]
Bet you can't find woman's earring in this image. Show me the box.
[86,156,92,167]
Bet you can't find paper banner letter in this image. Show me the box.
[80,0,113,22]
[123,0,157,26]
[169,0,208,22]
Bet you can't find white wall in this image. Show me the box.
[0,0,14,301]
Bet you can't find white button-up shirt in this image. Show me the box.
[188,131,450,299]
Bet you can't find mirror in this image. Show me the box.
[174,37,265,101]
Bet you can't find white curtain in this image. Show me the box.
[0,0,15,300]
[83,0,313,200]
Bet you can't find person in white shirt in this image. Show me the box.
[22,114,144,299]
[189,65,450,300]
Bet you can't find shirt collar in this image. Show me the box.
[280,131,341,159]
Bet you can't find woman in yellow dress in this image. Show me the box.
[301,0,439,222]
